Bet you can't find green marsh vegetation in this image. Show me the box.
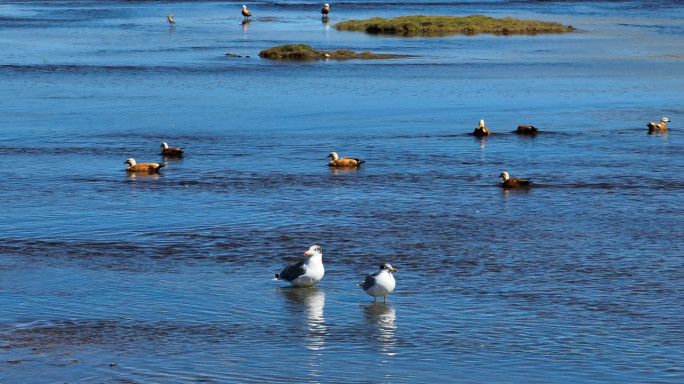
[333,15,575,36]
[258,44,412,61]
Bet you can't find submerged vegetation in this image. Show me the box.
[258,44,412,61]
[333,15,575,36]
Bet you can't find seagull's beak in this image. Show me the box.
[304,251,311,256]
[392,268,398,273]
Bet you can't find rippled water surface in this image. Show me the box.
[1,0,683,383]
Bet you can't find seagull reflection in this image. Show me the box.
[364,302,397,355]
[476,135,487,151]
[242,19,251,31]
[328,167,360,175]
[322,17,329,30]
[279,287,326,351]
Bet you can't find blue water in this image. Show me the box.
[1,1,683,383]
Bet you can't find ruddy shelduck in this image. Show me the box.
[499,171,531,188]
[160,142,183,157]
[516,125,538,134]
[647,117,670,133]
[321,4,330,17]
[124,158,164,173]
[327,152,365,167]
[241,5,251,19]
[167,14,175,24]
[473,119,491,137]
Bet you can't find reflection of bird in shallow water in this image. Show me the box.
[364,302,397,354]
[279,287,326,351]
[241,19,251,31]
[359,263,397,302]
[274,244,324,287]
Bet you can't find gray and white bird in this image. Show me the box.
[359,263,398,302]
[274,244,324,287]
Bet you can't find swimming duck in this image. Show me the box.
[124,158,164,173]
[647,117,670,133]
[328,152,365,167]
[160,142,183,157]
[473,119,490,137]
[516,125,538,134]
[499,171,531,188]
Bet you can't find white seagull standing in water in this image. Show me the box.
[360,263,398,302]
[274,244,324,287]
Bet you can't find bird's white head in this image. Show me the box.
[479,119,485,128]
[242,5,247,9]
[380,262,398,273]
[304,244,322,257]
[499,171,510,180]
[124,158,136,166]
[160,142,169,149]
[662,117,670,123]
[327,152,339,160]
[324,3,329,7]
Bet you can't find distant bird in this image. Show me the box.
[321,3,330,18]
[647,117,670,133]
[241,5,252,19]
[160,142,183,157]
[499,171,532,188]
[516,125,538,134]
[327,152,365,168]
[274,244,325,287]
[473,119,491,137]
[167,14,175,24]
[359,263,398,302]
[124,158,164,173]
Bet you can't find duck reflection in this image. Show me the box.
[322,17,329,30]
[364,302,397,356]
[241,19,251,31]
[475,135,487,151]
[168,26,175,36]
[328,167,360,175]
[126,172,160,181]
[279,287,326,351]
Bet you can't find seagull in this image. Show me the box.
[124,158,164,173]
[473,119,490,137]
[241,5,252,19]
[359,263,398,302]
[160,142,183,157]
[499,171,531,188]
[647,117,670,133]
[167,14,175,24]
[327,152,365,168]
[321,3,330,18]
[274,244,324,287]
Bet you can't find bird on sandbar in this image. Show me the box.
[124,158,164,173]
[473,119,491,137]
[516,125,538,134]
[274,244,325,287]
[321,3,330,18]
[160,142,183,157]
[327,152,365,168]
[359,263,398,302]
[647,117,670,133]
[499,171,532,188]
[241,5,252,19]
[167,14,175,24]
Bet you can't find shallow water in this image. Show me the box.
[1,1,683,383]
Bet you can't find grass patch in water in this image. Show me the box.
[258,44,412,61]
[333,15,574,36]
